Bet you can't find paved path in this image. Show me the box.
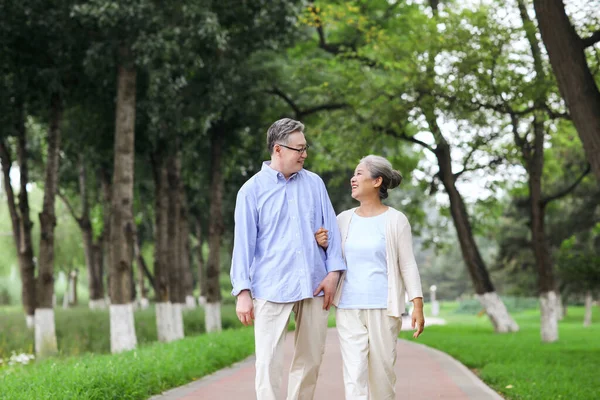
[150,323,502,400]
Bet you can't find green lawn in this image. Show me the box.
[0,327,255,400]
[400,305,600,400]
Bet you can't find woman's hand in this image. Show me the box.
[411,297,425,338]
[315,227,329,249]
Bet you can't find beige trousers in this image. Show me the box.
[254,297,329,400]
[336,309,402,400]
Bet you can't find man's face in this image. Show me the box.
[274,131,308,175]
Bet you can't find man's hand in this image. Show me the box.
[236,290,254,326]
[314,271,340,310]
[314,227,329,249]
[411,297,425,338]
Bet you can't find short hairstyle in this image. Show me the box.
[360,155,403,200]
[266,118,305,154]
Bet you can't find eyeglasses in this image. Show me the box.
[276,143,310,154]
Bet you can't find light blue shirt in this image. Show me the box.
[338,211,388,309]
[230,162,346,303]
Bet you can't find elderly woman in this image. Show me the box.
[316,155,424,400]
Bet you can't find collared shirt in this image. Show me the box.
[230,162,346,303]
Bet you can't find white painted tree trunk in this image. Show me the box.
[584,291,593,327]
[156,302,176,342]
[109,303,137,353]
[89,298,108,310]
[139,297,149,309]
[172,303,185,340]
[62,290,70,309]
[540,291,559,342]
[198,296,207,307]
[185,295,197,309]
[205,302,222,333]
[475,291,519,333]
[26,315,35,329]
[34,308,58,357]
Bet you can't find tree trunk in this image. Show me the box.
[180,183,196,309]
[99,167,111,307]
[74,160,107,309]
[196,218,207,306]
[0,130,34,329]
[167,152,184,339]
[153,153,175,342]
[206,132,224,333]
[435,141,519,332]
[533,0,600,182]
[584,291,592,327]
[519,1,558,343]
[62,270,71,309]
[108,50,138,353]
[35,94,62,357]
[0,107,37,327]
[133,232,149,309]
[70,270,78,306]
[420,0,518,333]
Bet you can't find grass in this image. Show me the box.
[0,327,255,400]
[399,304,600,400]
[2,301,598,400]
[0,304,240,358]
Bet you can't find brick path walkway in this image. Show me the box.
[150,325,503,400]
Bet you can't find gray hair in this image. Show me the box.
[360,155,403,200]
[267,118,305,154]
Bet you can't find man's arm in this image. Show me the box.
[230,188,258,297]
[312,178,346,310]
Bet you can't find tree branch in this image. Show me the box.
[266,87,349,119]
[299,103,350,119]
[375,125,435,152]
[582,30,600,48]
[266,87,302,118]
[454,156,504,179]
[510,113,528,156]
[58,191,82,226]
[311,6,378,67]
[542,164,591,206]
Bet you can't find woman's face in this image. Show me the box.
[350,162,380,200]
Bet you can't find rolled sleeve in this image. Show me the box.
[230,188,257,297]
[397,221,423,301]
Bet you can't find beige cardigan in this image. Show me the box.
[332,207,423,317]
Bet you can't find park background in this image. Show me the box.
[0,0,599,399]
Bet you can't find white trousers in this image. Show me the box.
[336,309,402,400]
[254,297,329,400]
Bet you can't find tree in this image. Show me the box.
[533,0,600,182]
[106,47,138,353]
[304,0,519,332]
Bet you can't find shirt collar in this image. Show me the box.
[261,161,302,183]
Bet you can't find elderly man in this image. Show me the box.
[231,118,345,400]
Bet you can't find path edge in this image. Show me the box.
[148,355,256,400]
[398,339,504,399]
